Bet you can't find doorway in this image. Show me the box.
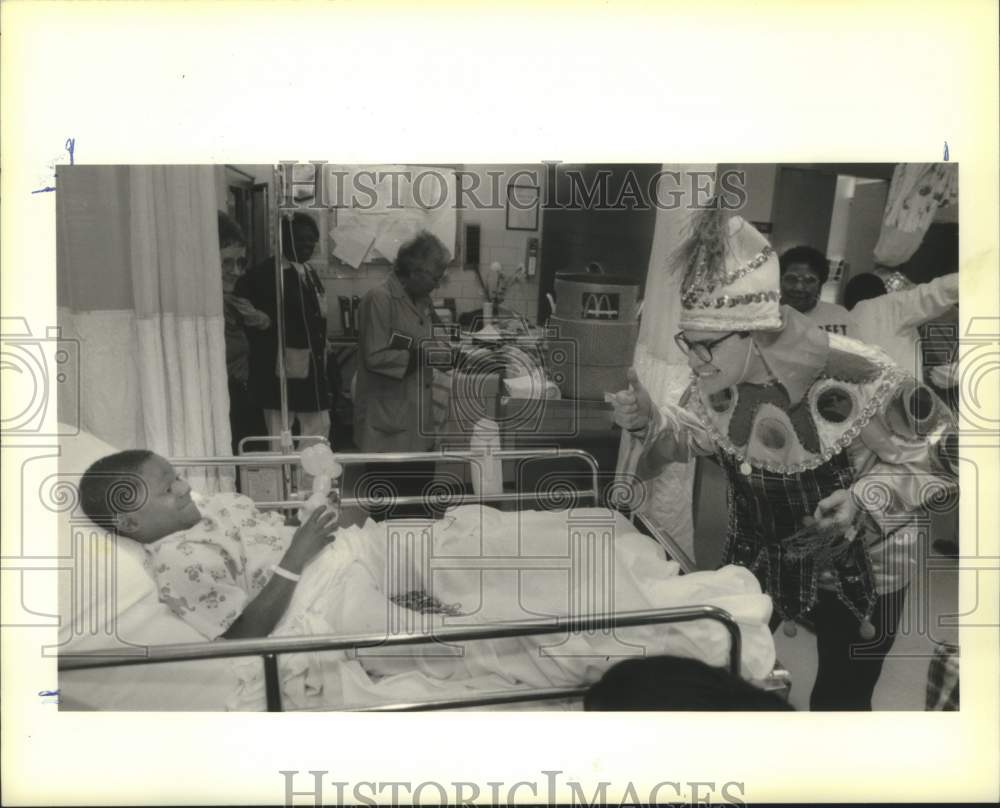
[536,164,659,323]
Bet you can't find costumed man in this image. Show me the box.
[238,212,330,445]
[612,208,957,710]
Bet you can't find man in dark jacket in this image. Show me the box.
[237,212,330,445]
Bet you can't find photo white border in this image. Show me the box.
[2,1,998,805]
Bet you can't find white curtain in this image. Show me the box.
[615,165,716,564]
[57,166,233,492]
[873,163,958,267]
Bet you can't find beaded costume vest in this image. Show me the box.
[685,334,907,622]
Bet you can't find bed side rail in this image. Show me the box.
[59,605,742,711]
[170,448,603,511]
[631,511,697,574]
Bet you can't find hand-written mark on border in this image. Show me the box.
[31,138,75,194]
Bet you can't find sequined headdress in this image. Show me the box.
[677,205,782,332]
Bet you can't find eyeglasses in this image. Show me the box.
[780,272,821,288]
[417,267,448,287]
[674,331,749,364]
[222,256,248,273]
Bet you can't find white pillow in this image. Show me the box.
[57,427,242,709]
[57,426,158,649]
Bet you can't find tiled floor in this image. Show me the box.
[774,557,959,710]
[693,459,962,711]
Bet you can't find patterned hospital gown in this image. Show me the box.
[145,492,294,639]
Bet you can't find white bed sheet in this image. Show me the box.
[230,505,776,710]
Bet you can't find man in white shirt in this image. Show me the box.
[843,272,959,379]
[779,246,852,336]
[844,271,961,559]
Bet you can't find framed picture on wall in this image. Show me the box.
[506,183,540,231]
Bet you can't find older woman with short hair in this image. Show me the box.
[350,230,458,519]
[354,230,452,453]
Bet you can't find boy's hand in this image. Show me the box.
[282,506,338,573]
[611,368,653,437]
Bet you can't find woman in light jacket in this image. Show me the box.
[354,230,451,453]
[352,231,456,518]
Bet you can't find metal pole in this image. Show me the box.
[272,165,292,455]
[263,653,282,712]
[346,686,590,712]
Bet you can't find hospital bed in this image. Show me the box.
[57,443,789,711]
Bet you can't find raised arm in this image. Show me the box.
[222,507,339,639]
[887,273,959,331]
[635,401,715,480]
[611,370,713,481]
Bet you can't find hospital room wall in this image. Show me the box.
[213,162,898,336]
[216,164,546,332]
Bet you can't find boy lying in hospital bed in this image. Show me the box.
[80,450,337,642]
[79,450,778,710]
